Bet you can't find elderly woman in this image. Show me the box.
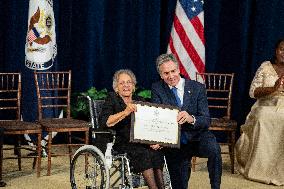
[99,69,165,189]
[235,39,284,186]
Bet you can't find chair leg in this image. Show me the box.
[84,130,90,174]
[68,131,72,164]
[191,156,196,172]
[16,136,22,171]
[36,132,42,177]
[47,132,52,176]
[230,131,235,174]
[85,130,89,146]
[32,137,37,169]
[0,128,4,181]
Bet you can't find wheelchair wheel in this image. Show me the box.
[70,145,110,189]
[163,157,172,189]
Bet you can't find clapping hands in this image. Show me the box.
[274,76,284,92]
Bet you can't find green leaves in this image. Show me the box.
[71,87,108,120]
[71,87,151,119]
[137,89,151,99]
[80,87,108,100]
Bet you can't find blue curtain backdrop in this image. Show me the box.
[1,0,284,134]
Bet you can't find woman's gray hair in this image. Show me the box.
[112,69,137,91]
[155,53,179,73]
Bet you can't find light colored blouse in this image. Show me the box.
[249,61,279,98]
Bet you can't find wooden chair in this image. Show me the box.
[194,72,237,174]
[0,73,42,178]
[34,70,89,176]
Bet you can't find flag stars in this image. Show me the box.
[192,0,204,7]
[191,6,196,12]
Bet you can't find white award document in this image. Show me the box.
[130,101,180,148]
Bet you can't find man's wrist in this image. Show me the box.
[190,115,196,124]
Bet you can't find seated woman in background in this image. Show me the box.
[99,69,165,189]
[235,39,284,186]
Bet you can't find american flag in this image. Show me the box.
[167,0,205,79]
[27,27,40,43]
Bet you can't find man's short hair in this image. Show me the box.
[156,53,179,73]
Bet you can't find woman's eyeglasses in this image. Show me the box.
[119,81,133,86]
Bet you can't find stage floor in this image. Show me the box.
[1,145,281,189]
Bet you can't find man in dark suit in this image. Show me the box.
[151,54,222,189]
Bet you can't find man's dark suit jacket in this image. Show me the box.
[151,79,211,142]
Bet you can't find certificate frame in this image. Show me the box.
[130,101,180,148]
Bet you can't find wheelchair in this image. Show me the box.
[70,96,172,189]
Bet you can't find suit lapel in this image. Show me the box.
[162,81,178,107]
[182,80,193,109]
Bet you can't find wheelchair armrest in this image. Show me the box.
[91,128,117,144]
[107,128,116,136]
[91,127,116,135]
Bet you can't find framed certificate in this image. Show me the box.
[130,101,180,148]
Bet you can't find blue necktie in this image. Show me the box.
[171,87,182,107]
[172,87,187,144]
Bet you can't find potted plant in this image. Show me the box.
[135,87,151,101]
[71,87,108,120]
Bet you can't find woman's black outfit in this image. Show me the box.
[99,92,164,173]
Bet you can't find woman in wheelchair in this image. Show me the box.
[99,69,165,189]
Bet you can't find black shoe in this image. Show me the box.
[0,180,6,187]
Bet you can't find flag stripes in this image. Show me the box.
[167,0,205,79]
[27,27,40,43]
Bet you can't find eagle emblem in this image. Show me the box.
[25,0,57,70]
[27,7,52,47]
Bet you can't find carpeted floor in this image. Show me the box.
[1,145,283,189]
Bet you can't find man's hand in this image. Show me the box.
[150,144,163,150]
[177,111,194,124]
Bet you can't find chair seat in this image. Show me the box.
[210,118,237,128]
[0,121,41,131]
[38,118,90,129]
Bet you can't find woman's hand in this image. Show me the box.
[123,103,137,116]
[254,76,284,98]
[150,144,163,150]
[106,103,136,127]
[274,76,284,92]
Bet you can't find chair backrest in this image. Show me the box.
[0,73,21,121]
[34,71,71,120]
[86,96,105,129]
[196,72,234,119]
[87,97,113,150]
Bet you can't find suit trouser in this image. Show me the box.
[165,131,222,189]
